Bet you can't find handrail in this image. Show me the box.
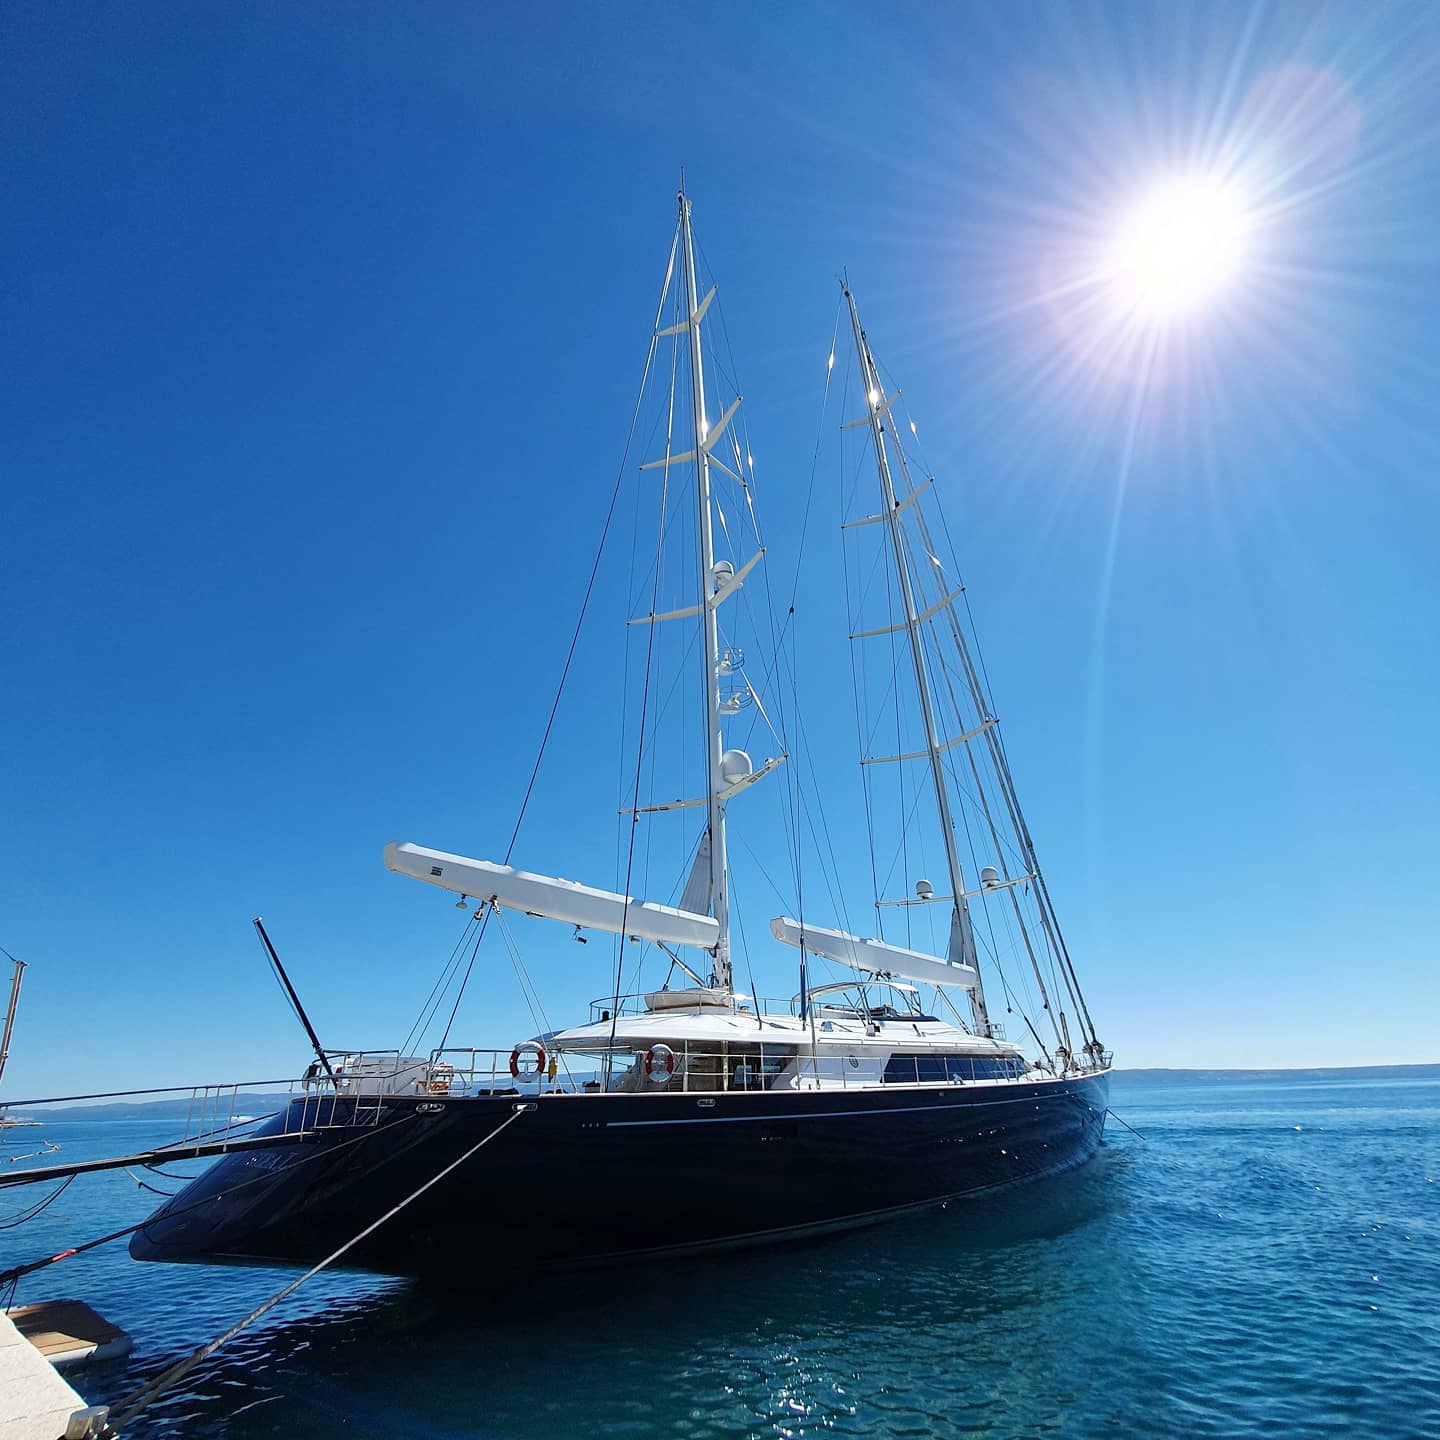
[409,1042,1097,1096]
[1,1042,1110,1125]
[0,1077,302,1110]
[584,988,949,1025]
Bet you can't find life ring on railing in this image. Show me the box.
[426,1064,454,1095]
[510,1042,546,1081]
[644,1044,676,1081]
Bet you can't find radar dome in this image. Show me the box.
[719,749,753,785]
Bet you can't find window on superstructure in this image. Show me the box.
[881,1054,1027,1084]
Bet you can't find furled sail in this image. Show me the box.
[769,916,980,990]
[385,843,720,950]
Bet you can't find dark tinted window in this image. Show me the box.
[882,1053,1026,1083]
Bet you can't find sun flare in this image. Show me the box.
[1106,175,1253,319]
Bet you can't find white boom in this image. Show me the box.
[769,916,981,991]
[385,843,721,950]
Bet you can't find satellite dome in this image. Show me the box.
[719,749,753,785]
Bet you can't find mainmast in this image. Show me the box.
[679,186,732,991]
[843,286,993,1037]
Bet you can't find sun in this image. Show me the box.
[1106,174,1253,319]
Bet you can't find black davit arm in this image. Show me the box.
[253,917,338,1088]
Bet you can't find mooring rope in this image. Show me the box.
[107,1104,529,1430]
[0,1111,418,1290]
[1106,1108,1146,1140]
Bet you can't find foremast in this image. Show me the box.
[843,286,993,1038]
[679,186,733,993]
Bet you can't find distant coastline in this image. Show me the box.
[1116,1063,1440,1083]
[0,1093,294,1123]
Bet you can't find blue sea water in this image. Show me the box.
[2,1075,1437,1438]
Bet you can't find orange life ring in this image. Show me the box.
[510,1042,546,1080]
[644,1044,675,1080]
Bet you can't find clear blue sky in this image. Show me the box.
[4,1,1438,1095]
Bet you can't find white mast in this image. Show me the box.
[843,285,992,1037]
[679,185,733,991]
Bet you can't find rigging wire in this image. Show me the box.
[883,371,1099,1049]
[122,1168,177,1198]
[836,323,1078,1056]
[0,1111,420,1294]
[493,909,575,1087]
[107,1107,529,1432]
[433,920,487,1057]
[840,358,889,950]
[762,305,846,936]
[703,277,843,948]
[737,327,870,988]
[141,1164,201,1182]
[726,871,764,1030]
[0,1174,73,1232]
[887,506,1059,1025]
[609,260,680,1056]
[895,438,1054,1043]
[768,306,846,980]
[890,508,1059,1043]
[430,224,681,1053]
[668,253,867,1005]
[617,278,684,917]
[400,914,481,1059]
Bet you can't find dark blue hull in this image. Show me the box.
[130,1073,1109,1282]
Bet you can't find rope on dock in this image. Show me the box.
[107,1104,530,1431]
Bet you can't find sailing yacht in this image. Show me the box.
[132,189,1110,1282]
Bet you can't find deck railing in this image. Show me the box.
[0,1042,1112,1162]
[408,1042,1093,1097]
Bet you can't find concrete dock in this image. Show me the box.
[0,1309,108,1439]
